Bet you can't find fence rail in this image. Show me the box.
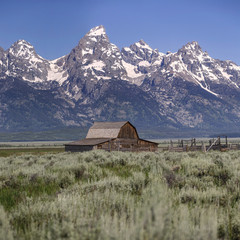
[158,137,240,152]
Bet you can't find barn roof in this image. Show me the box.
[65,138,111,146]
[89,121,128,129]
[86,121,130,139]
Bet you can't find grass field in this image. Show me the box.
[0,149,240,239]
[0,141,66,157]
[0,148,64,158]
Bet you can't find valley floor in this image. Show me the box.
[0,150,240,239]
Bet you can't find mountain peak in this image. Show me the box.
[80,25,109,45]
[138,39,148,45]
[8,39,36,58]
[87,25,106,37]
[11,40,34,50]
[177,41,204,58]
[134,39,153,51]
[182,41,202,51]
[15,39,33,46]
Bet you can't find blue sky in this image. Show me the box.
[1,0,240,64]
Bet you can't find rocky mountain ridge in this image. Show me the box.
[1,25,240,134]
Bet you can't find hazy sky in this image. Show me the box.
[1,0,239,64]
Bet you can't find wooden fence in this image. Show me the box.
[158,137,240,152]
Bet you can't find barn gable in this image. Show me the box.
[117,122,139,139]
[86,121,138,139]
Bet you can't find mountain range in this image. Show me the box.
[1,25,240,137]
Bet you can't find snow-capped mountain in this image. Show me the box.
[1,25,240,134]
[121,39,164,86]
[0,39,68,88]
[161,41,240,95]
[59,25,127,100]
[64,25,126,80]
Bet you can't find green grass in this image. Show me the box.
[0,180,60,211]
[0,147,64,157]
[100,163,141,178]
[1,150,240,239]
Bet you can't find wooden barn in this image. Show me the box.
[65,121,158,152]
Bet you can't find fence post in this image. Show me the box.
[202,141,206,153]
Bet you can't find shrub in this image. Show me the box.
[0,150,240,239]
[0,206,14,240]
[164,170,185,189]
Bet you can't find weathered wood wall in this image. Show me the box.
[65,145,94,152]
[97,138,158,152]
[117,123,138,139]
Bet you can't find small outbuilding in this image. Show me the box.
[65,121,158,152]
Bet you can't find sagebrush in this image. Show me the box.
[0,150,240,239]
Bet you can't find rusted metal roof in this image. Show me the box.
[86,121,128,139]
[65,138,112,146]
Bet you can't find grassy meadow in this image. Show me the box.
[0,149,240,239]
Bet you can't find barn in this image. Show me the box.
[65,121,158,152]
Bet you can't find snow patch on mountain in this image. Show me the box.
[122,60,142,78]
[121,60,145,85]
[138,61,151,67]
[135,40,153,51]
[229,62,240,71]
[83,60,106,71]
[88,25,106,37]
[82,48,93,56]
[22,76,43,83]
[196,80,219,97]
[47,60,68,85]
